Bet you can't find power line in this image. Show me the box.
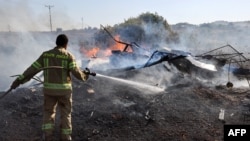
[45,5,54,32]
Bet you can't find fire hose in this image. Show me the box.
[0,66,96,100]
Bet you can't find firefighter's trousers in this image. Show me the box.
[42,93,72,141]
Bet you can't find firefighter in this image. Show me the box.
[10,34,90,141]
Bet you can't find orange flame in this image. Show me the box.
[81,35,133,58]
[80,47,99,58]
[103,35,133,56]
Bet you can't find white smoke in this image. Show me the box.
[1,2,250,91]
[0,0,79,32]
[174,22,250,54]
[0,31,94,91]
[0,0,85,90]
[186,56,217,71]
[0,32,54,90]
[0,0,45,31]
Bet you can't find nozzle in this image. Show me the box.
[83,68,96,76]
[89,72,96,76]
[226,81,233,88]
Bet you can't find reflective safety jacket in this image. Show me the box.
[17,46,88,95]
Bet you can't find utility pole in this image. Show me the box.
[81,17,84,30]
[45,5,54,32]
[8,25,11,32]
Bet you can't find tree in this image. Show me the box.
[94,12,180,50]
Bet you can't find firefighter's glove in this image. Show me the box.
[83,68,90,74]
[11,79,21,89]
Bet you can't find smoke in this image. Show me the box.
[83,20,177,71]
[1,3,250,91]
[0,30,97,91]
[0,0,79,32]
[0,32,90,91]
[0,32,54,90]
[0,0,44,31]
[174,22,250,54]
[0,0,85,91]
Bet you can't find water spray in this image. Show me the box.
[96,73,165,94]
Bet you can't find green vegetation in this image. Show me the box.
[94,12,179,49]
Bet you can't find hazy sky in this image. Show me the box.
[1,0,250,31]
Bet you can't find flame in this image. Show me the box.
[81,35,133,58]
[110,35,133,52]
[80,47,99,58]
[103,35,133,56]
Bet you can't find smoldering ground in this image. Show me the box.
[1,62,249,140]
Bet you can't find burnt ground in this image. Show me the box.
[1,63,250,141]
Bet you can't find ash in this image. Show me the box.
[0,63,250,141]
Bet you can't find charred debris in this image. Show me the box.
[85,26,250,88]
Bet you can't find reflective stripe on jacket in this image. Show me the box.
[17,46,88,95]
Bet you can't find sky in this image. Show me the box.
[1,0,250,31]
